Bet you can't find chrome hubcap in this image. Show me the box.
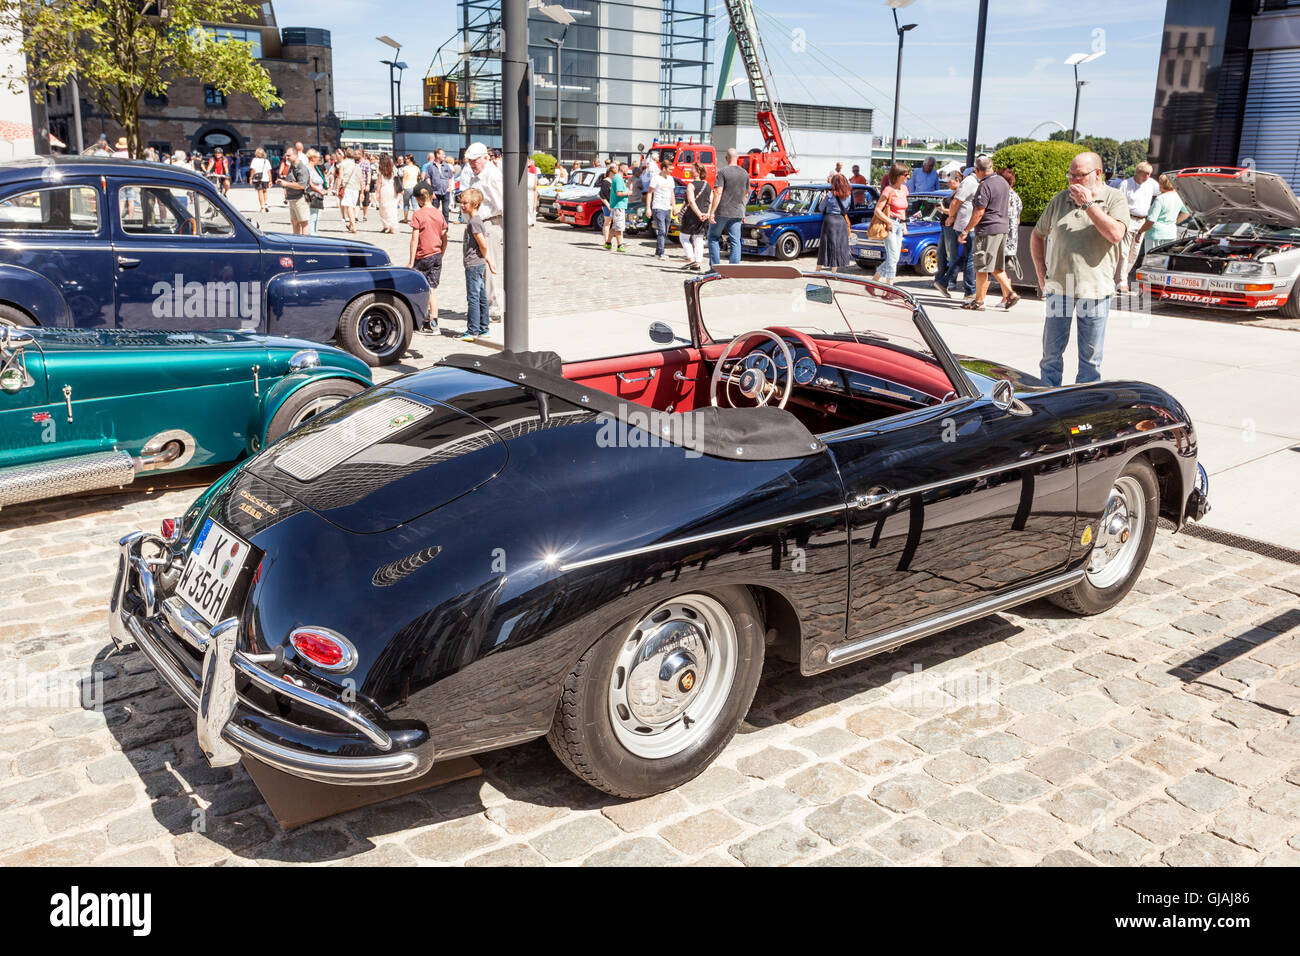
[608,595,737,759]
[1087,475,1145,589]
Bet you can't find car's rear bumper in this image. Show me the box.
[109,531,433,786]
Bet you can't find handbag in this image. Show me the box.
[867,202,892,240]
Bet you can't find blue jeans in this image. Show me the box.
[308,206,321,235]
[652,208,671,256]
[937,224,961,285]
[708,216,743,266]
[1041,294,1110,386]
[875,223,905,279]
[436,193,451,222]
[465,263,488,335]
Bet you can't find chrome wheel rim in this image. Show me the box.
[357,303,403,358]
[1087,475,1146,589]
[607,594,737,760]
[288,394,344,429]
[779,234,799,258]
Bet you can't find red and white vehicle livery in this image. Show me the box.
[1135,166,1300,317]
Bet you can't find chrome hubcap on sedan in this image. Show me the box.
[358,304,403,359]
[1087,475,1145,589]
[608,595,737,759]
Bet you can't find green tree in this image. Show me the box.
[531,151,556,176]
[990,140,1087,226]
[995,136,1032,150]
[1,0,282,157]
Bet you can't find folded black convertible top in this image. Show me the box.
[438,350,824,461]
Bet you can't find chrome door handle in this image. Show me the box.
[117,256,141,269]
[616,368,658,384]
[852,488,897,509]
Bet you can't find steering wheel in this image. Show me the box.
[710,329,795,410]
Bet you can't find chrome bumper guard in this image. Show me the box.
[1186,462,1211,522]
[110,531,431,785]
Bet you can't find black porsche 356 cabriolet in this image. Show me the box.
[110,266,1209,799]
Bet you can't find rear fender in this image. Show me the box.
[0,264,72,327]
[265,267,431,341]
[256,369,372,446]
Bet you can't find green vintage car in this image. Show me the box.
[0,326,372,509]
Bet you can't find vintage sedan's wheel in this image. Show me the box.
[547,587,765,797]
[1049,457,1159,615]
[0,303,35,327]
[774,231,802,261]
[338,293,412,367]
[265,378,366,443]
[917,245,939,276]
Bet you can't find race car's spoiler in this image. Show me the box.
[438,350,825,461]
[1173,166,1300,229]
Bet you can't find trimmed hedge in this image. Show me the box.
[531,152,557,176]
[990,140,1087,227]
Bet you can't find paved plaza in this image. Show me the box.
[0,189,1297,866]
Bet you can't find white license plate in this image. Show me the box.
[858,248,883,259]
[1165,275,1204,289]
[743,239,759,247]
[176,519,252,627]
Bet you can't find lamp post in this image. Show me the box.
[544,26,567,161]
[885,0,917,167]
[377,35,402,152]
[1065,50,1105,143]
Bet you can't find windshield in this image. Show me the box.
[908,195,947,223]
[697,273,941,362]
[1209,222,1300,241]
[569,170,597,187]
[772,187,822,215]
[658,149,677,166]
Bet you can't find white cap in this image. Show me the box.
[464,142,489,160]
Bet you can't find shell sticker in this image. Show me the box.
[1081,525,1093,546]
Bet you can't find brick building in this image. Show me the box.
[46,3,337,171]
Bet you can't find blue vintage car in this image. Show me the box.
[849,190,950,276]
[739,183,879,260]
[0,324,371,509]
[0,157,432,366]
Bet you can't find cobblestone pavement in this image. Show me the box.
[1,489,1297,865]
[1,190,1297,866]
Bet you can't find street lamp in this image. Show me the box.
[1065,50,1105,143]
[885,0,917,167]
[544,27,567,161]
[377,36,402,152]
[309,69,328,151]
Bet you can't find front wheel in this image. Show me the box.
[0,303,35,328]
[917,245,939,276]
[338,293,412,366]
[1049,457,1159,615]
[1277,283,1300,320]
[774,231,802,261]
[547,587,765,797]
[264,378,367,444]
[758,184,778,205]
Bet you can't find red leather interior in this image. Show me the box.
[561,335,954,415]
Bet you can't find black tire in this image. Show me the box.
[758,184,778,205]
[774,230,802,261]
[547,585,765,798]
[591,210,605,231]
[0,303,36,327]
[265,378,366,444]
[338,293,412,367]
[916,245,939,276]
[1049,456,1159,615]
[1278,283,1300,320]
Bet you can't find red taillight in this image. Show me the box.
[160,518,177,539]
[289,629,354,671]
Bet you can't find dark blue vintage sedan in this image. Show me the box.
[0,157,432,366]
[850,190,951,276]
[741,183,878,260]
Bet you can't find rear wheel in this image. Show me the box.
[758,184,778,205]
[265,378,366,443]
[774,231,802,261]
[0,303,35,328]
[338,293,412,367]
[547,586,765,797]
[1049,457,1159,615]
[917,245,939,276]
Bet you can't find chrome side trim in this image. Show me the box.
[559,422,1188,573]
[827,568,1085,666]
[559,502,846,572]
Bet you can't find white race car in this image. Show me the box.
[1135,166,1300,318]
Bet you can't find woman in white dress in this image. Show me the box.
[377,153,400,233]
[250,148,272,213]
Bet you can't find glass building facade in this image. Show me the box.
[457,0,712,164]
[1149,0,1300,189]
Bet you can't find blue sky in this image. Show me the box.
[270,0,1168,146]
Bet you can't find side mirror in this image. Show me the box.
[648,321,675,345]
[991,378,1015,409]
[805,284,834,305]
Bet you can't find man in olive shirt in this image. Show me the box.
[1029,151,1129,386]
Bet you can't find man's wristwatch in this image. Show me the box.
[1081,199,1099,210]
